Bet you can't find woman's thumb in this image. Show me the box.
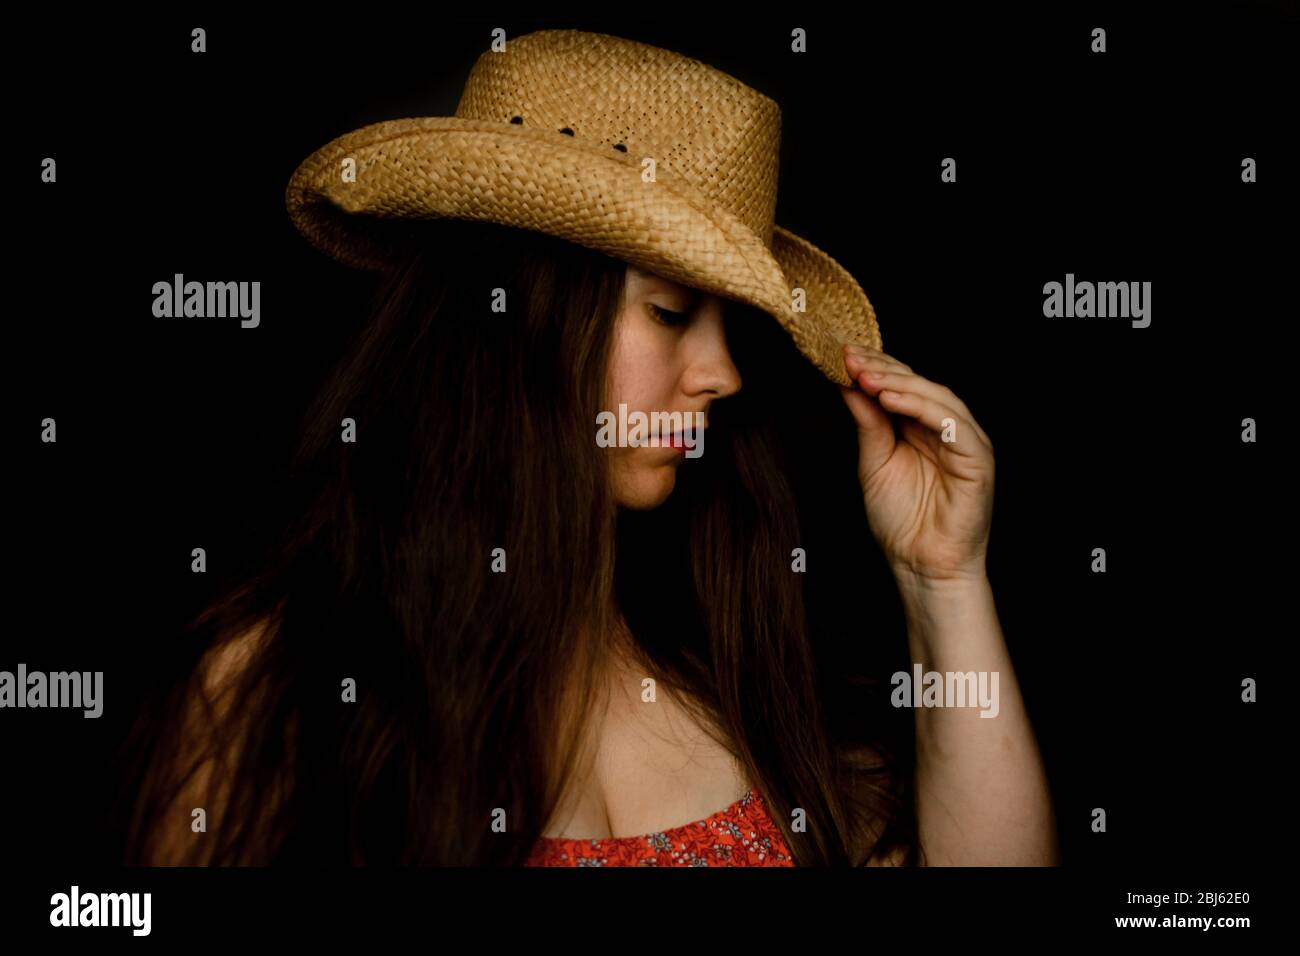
[839,384,895,478]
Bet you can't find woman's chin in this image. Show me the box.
[614,467,679,511]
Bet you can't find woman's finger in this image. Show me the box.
[838,383,897,480]
[846,346,990,447]
[872,386,986,461]
[855,359,970,418]
[857,343,909,374]
[845,344,914,376]
[855,366,990,449]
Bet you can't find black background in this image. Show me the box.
[7,2,1294,937]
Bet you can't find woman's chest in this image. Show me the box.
[542,667,749,840]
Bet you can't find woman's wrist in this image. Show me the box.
[890,565,997,653]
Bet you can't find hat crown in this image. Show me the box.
[454,29,782,246]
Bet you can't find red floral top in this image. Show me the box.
[524,788,795,866]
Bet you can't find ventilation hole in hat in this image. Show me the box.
[613,143,627,152]
[559,127,574,136]
[510,116,523,124]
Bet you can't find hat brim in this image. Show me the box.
[285,116,880,385]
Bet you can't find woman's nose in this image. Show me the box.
[685,301,742,398]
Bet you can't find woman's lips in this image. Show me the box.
[659,431,702,455]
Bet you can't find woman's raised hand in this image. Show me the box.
[838,343,995,585]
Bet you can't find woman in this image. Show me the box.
[112,29,1057,867]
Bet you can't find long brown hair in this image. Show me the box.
[112,217,919,866]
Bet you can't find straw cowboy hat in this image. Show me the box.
[285,28,881,386]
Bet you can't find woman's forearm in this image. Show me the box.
[892,571,1059,866]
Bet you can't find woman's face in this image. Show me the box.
[603,264,743,509]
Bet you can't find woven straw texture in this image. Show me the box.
[285,29,881,385]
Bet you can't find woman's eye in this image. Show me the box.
[648,303,690,326]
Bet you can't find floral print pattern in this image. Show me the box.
[525,788,795,867]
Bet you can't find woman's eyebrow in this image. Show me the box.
[629,267,707,311]
[635,271,700,301]
[631,266,684,291]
